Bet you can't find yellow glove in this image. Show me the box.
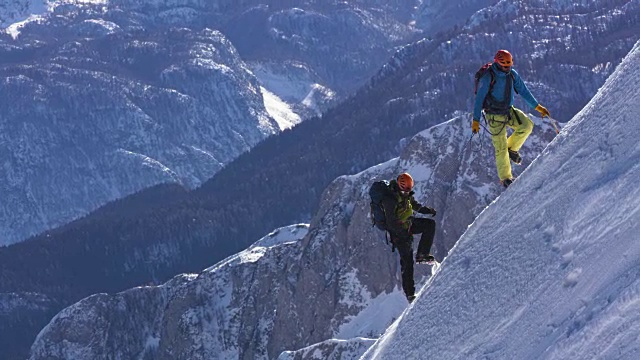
[535,104,550,118]
[472,119,480,134]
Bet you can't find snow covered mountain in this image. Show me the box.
[0,0,47,28]
[30,37,640,360]
[3,0,638,358]
[28,114,557,359]
[363,40,640,360]
[222,1,419,117]
[0,4,285,245]
[0,0,420,245]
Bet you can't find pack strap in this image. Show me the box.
[483,69,516,114]
[511,107,523,125]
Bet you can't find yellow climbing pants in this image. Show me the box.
[487,107,534,181]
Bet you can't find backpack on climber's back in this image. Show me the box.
[474,61,519,116]
[369,180,392,231]
[474,62,518,95]
[474,62,495,95]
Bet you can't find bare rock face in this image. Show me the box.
[29,116,556,359]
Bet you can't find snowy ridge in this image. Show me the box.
[250,224,309,249]
[29,114,557,359]
[362,40,640,360]
[0,0,47,28]
[278,337,376,360]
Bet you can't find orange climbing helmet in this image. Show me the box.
[494,49,513,67]
[396,173,414,192]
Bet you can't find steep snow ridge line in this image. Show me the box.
[26,114,556,359]
[278,337,377,360]
[8,1,636,358]
[362,40,640,360]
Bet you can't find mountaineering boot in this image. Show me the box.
[407,294,416,303]
[415,253,435,264]
[508,149,522,164]
[501,178,514,188]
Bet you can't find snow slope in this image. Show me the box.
[363,40,640,360]
[261,86,302,130]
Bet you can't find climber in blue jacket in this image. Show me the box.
[472,49,550,188]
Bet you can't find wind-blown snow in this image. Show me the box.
[362,40,640,360]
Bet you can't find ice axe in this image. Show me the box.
[544,115,561,134]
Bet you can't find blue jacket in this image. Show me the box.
[473,63,539,120]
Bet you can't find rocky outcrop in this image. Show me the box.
[30,116,556,359]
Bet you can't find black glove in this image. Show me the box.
[418,206,436,216]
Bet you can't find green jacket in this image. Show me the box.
[381,180,424,233]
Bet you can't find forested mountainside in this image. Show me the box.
[0,0,420,245]
[0,6,280,245]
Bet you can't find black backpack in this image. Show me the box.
[369,180,393,231]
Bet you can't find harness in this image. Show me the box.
[482,106,524,136]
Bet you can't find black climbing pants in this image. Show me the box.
[390,217,436,297]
